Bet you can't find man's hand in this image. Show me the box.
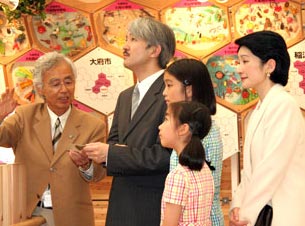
[83,142,109,164]
[0,88,17,120]
[69,149,91,169]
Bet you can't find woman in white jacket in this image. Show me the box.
[230,30,305,226]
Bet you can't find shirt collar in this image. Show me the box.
[136,69,164,102]
[47,105,72,129]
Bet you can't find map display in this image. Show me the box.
[74,47,134,115]
[287,39,305,110]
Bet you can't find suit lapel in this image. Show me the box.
[33,105,53,162]
[123,75,164,141]
[243,85,281,175]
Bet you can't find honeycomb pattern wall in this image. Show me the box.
[0,0,305,161]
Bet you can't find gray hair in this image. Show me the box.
[33,51,77,90]
[128,17,176,69]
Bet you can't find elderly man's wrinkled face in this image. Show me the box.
[40,60,75,116]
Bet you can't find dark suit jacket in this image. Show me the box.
[0,103,106,226]
[106,74,171,226]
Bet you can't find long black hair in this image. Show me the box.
[166,59,216,115]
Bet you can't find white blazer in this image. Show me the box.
[231,84,305,226]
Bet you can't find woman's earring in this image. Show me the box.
[266,72,270,78]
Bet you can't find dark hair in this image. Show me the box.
[235,30,290,86]
[169,101,212,171]
[166,58,216,115]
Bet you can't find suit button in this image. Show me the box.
[49,167,56,172]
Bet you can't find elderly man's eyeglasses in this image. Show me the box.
[47,78,75,90]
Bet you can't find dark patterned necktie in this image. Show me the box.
[52,117,62,150]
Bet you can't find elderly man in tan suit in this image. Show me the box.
[0,52,106,226]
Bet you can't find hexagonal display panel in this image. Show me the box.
[205,43,259,113]
[74,47,134,115]
[214,103,239,160]
[0,12,31,64]
[94,0,158,56]
[161,0,231,59]
[232,0,303,47]
[29,1,95,59]
[6,49,44,104]
[287,39,305,110]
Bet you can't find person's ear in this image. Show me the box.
[185,85,193,101]
[150,45,162,58]
[36,85,45,99]
[266,59,276,74]
[177,123,190,137]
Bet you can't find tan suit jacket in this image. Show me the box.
[0,103,106,226]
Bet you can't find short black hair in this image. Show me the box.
[235,30,290,86]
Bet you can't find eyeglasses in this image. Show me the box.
[47,78,75,90]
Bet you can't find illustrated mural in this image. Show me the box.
[161,0,231,58]
[0,0,304,163]
[29,1,95,59]
[205,43,259,111]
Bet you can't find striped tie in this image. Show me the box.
[131,85,139,119]
[52,118,62,150]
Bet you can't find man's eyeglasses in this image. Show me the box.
[47,78,75,90]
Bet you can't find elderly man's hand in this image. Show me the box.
[0,88,17,120]
[69,148,92,170]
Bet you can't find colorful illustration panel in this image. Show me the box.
[287,39,305,110]
[232,0,303,47]
[0,12,31,64]
[74,47,134,115]
[29,1,95,59]
[214,104,239,160]
[161,0,231,59]
[94,1,158,56]
[205,43,258,113]
[6,49,44,105]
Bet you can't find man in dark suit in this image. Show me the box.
[83,17,176,226]
[0,52,106,226]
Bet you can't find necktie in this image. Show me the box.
[131,85,140,119]
[52,117,62,150]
